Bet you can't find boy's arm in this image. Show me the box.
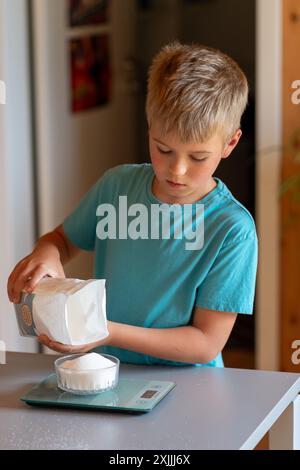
[39,224,80,264]
[39,307,237,364]
[7,224,80,303]
[107,307,237,363]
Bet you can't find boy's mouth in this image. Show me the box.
[166,180,187,188]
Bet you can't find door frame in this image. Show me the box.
[255,0,282,370]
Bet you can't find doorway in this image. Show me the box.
[135,0,256,366]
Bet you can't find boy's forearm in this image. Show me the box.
[107,321,215,364]
[34,230,71,265]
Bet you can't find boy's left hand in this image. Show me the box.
[38,322,111,354]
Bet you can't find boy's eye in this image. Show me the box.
[157,146,171,154]
[191,156,207,162]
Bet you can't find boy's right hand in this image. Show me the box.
[7,252,66,304]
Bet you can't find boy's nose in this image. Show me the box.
[169,159,187,176]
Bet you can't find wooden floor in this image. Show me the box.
[222,347,269,450]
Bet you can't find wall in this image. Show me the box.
[0,0,37,352]
[256,0,281,370]
[33,0,139,282]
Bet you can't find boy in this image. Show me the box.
[7,42,258,367]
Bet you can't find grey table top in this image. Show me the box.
[1,352,300,450]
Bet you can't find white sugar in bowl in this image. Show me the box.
[55,352,119,395]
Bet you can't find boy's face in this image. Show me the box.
[149,123,242,204]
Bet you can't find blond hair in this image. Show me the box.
[146,42,248,144]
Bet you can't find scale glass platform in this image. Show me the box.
[21,374,176,413]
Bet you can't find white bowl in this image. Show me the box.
[55,353,119,395]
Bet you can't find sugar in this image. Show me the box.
[61,352,114,370]
[57,353,118,392]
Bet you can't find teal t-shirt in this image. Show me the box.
[63,164,258,367]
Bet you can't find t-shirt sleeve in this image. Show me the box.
[63,180,100,251]
[195,233,258,314]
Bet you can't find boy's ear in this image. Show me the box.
[222,129,242,159]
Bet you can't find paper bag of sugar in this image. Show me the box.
[14,278,108,345]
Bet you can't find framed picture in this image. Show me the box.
[69,34,111,112]
[68,0,110,27]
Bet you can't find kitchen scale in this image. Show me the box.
[21,374,176,413]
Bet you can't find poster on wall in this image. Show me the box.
[69,34,111,112]
[68,0,110,27]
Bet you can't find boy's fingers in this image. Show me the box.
[7,257,34,300]
[37,335,58,351]
[38,335,86,354]
[11,273,35,303]
[17,265,57,298]
[58,266,66,278]
[49,342,74,353]
[48,340,77,353]
[8,267,34,303]
[37,334,51,346]
[8,265,62,304]
[7,264,25,300]
[38,335,75,354]
[8,255,65,303]
[24,266,53,293]
[37,335,61,352]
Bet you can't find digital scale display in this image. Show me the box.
[140,389,157,399]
